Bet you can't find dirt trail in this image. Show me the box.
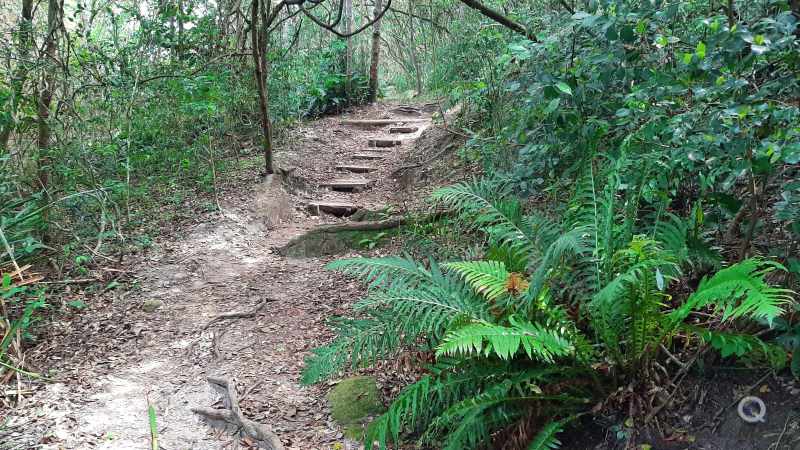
[2,103,432,450]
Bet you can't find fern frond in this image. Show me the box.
[527,417,574,450]
[681,325,788,368]
[432,180,536,259]
[301,315,398,384]
[446,260,516,301]
[357,282,492,336]
[326,255,431,288]
[670,259,795,327]
[527,226,593,303]
[436,317,574,362]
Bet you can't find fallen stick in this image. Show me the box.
[202,298,277,330]
[192,377,283,450]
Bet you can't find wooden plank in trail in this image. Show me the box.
[368,138,402,148]
[339,119,429,126]
[389,127,419,134]
[307,201,360,217]
[336,165,375,173]
[320,179,373,192]
[352,153,385,160]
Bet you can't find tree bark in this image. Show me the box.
[37,0,61,190]
[0,0,35,152]
[344,0,353,102]
[458,0,536,41]
[368,0,383,102]
[408,1,422,94]
[251,0,274,174]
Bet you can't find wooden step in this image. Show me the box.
[336,165,375,173]
[320,179,373,192]
[352,153,385,160]
[389,126,419,134]
[307,201,359,217]
[340,119,428,126]
[369,138,402,148]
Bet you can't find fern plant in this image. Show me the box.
[303,173,796,449]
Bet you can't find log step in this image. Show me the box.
[340,119,428,126]
[320,179,373,192]
[336,165,375,173]
[307,201,359,217]
[352,153,386,160]
[389,127,419,134]
[369,139,402,148]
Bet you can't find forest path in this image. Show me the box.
[4,103,432,450]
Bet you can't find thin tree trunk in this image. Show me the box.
[408,1,422,94]
[251,0,274,174]
[0,0,34,152]
[368,0,383,102]
[344,0,353,103]
[37,0,60,190]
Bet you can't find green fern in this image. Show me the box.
[527,417,574,450]
[301,316,398,384]
[670,259,795,327]
[436,317,574,362]
[432,180,537,259]
[326,255,432,288]
[446,260,514,301]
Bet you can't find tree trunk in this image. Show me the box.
[0,0,34,152]
[37,0,60,190]
[368,0,382,102]
[408,1,422,94]
[344,0,353,103]
[251,0,274,174]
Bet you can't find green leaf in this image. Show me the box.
[544,98,561,114]
[555,82,573,96]
[695,41,706,59]
[620,25,636,43]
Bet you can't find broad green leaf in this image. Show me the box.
[695,41,706,59]
[555,82,572,96]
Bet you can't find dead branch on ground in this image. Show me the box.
[192,377,284,450]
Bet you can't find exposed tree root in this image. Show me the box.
[203,298,277,330]
[192,377,284,450]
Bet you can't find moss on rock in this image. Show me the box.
[326,376,385,439]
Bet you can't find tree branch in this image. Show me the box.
[302,0,392,37]
[458,0,536,42]
[387,6,449,33]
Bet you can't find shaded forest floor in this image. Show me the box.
[1,102,439,449]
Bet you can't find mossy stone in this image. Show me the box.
[142,299,163,312]
[326,376,385,439]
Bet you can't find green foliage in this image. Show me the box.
[527,417,574,450]
[436,317,574,362]
[445,260,513,301]
[305,160,795,449]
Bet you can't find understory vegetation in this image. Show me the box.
[302,0,800,448]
